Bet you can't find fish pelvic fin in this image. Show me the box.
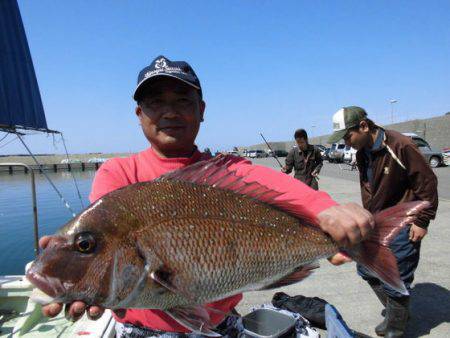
[344,201,430,296]
[151,269,237,336]
[260,262,320,290]
[165,306,221,337]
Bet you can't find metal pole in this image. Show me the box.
[0,163,39,256]
[390,99,397,124]
[259,133,283,168]
[391,104,393,124]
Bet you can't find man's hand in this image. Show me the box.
[316,203,375,248]
[409,224,427,242]
[281,166,288,173]
[38,236,105,321]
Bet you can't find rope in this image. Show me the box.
[60,133,85,209]
[0,135,18,149]
[16,134,77,217]
[0,132,10,144]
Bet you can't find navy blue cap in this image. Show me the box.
[133,55,202,101]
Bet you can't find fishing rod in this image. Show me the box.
[259,133,283,168]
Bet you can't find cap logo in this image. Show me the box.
[144,58,185,79]
[333,122,345,131]
[155,58,168,69]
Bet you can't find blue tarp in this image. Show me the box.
[0,0,51,132]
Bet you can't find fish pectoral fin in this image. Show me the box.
[150,270,195,301]
[260,262,319,290]
[165,306,221,337]
[136,240,183,297]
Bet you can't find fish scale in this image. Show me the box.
[115,180,339,309]
[41,179,339,310]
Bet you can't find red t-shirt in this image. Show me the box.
[89,147,336,332]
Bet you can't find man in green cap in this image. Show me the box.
[329,106,439,337]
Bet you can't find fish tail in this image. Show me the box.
[344,201,430,296]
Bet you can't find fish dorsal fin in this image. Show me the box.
[158,155,312,221]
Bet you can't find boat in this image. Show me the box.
[0,1,116,336]
[0,270,115,337]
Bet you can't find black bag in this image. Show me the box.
[271,292,328,329]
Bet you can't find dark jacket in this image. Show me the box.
[285,145,323,189]
[356,129,438,228]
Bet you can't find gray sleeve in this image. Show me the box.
[284,149,294,174]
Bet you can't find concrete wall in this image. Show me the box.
[240,113,450,152]
[381,114,450,150]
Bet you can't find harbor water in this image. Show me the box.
[0,170,95,275]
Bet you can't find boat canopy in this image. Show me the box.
[0,0,57,133]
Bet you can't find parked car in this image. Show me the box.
[314,145,327,158]
[227,150,240,156]
[248,150,268,158]
[402,133,444,168]
[343,147,357,163]
[442,148,450,166]
[328,143,347,163]
[323,147,331,161]
[270,150,288,157]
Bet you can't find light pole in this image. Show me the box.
[389,99,398,124]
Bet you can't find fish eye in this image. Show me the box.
[75,233,96,254]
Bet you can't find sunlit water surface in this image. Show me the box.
[0,170,94,275]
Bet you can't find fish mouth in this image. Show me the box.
[26,270,65,300]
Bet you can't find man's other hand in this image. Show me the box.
[409,224,427,242]
[317,203,375,247]
[38,236,105,321]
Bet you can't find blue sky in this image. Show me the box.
[3,0,450,154]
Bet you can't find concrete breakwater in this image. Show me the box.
[0,162,101,173]
[0,152,133,173]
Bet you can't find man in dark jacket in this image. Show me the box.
[328,106,438,338]
[282,129,323,190]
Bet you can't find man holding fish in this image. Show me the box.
[31,56,426,337]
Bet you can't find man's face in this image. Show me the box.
[295,137,308,151]
[135,77,205,157]
[343,121,370,150]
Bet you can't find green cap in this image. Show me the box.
[328,106,368,143]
